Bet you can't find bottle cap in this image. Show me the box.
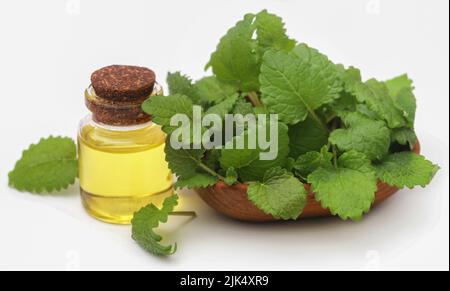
[91,65,156,101]
[86,65,159,126]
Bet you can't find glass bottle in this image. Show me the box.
[78,65,173,224]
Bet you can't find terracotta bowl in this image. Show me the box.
[196,142,421,222]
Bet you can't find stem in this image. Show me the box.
[184,148,226,181]
[248,91,263,107]
[169,211,197,217]
[198,162,226,181]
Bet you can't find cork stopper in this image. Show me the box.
[86,65,160,126]
[91,65,156,101]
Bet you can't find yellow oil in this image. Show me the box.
[78,120,173,224]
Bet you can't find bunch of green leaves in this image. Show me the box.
[143,10,439,222]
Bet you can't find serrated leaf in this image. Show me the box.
[393,87,416,128]
[375,152,439,189]
[385,74,416,128]
[385,74,414,97]
[8,136,78,193]
[338,150,376,174]
[167,72,200,104]
[193,76,237,105]
[219,121,290,182]
[255,9,296,52]
[142,94,195,134]
[131,194,178,256]
[342,66,362,93]
[288,116,329,158]
[205,94,238,117]
[329,112,391,160]
[175,174,218,189]
[207,13,260,92]
[347,78,406,129]
[220,130,260,170]
[308,151,377,221]
[238,122,290,182]
[165,143,204,177]
[260,44,342,124]
[247,168,308,220]
[293,146,333,178]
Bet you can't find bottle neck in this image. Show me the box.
[89,116,155,131]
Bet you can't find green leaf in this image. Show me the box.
[220,121,290,182]
[338,150,376,174]
[165,143,206,178]
[131,194,178,256]
[233,98,255,115]
[391,128,417,149]
[193,76,237,104]
[166,72,199,104]
[165,141,219,189]
[342,66,362,93]
[255,9,296,52]
[142,94,194,134]
[224,167,238,186]
[238,122,290,182]
[175,174,218,189]
[385,74,414,97]
[205,94,238,117]
[260,44,342,124]
[385,74,416,128]
[356,104,379,120]
[207,13,260,92]
[329,91,358,115]
[293,146,333,178]
[288,116,329,158]
[347,78,406,129]
[393,87,416,128]
[8,136,78,193]
[220,130,260,170]
[375,152,439,189]
[329,112,391,160]
[308,151,377,221]
[247,168,308,220]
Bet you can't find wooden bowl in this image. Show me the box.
[196,142,421,222]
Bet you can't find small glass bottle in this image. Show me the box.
[78,65,173,224]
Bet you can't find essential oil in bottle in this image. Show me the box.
[78,65,173,224]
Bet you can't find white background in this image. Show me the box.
[0,0,448,271]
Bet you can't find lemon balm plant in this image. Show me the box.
[142,10,439,223]
[8,10,439,257]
